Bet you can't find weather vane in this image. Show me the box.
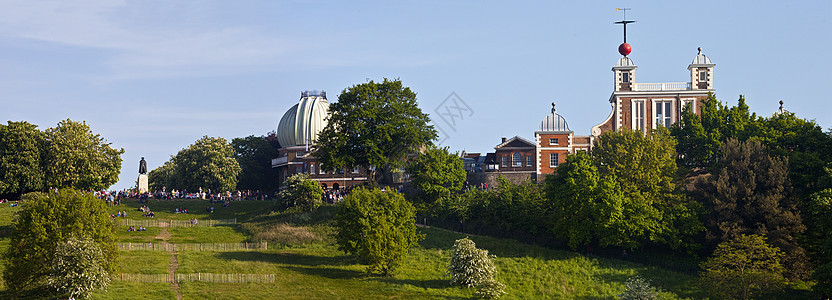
[615,8,636,56]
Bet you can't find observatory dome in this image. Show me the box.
[277,91,330,147]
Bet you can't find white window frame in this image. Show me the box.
[699,71,707,82]
[512,153,522,167]
[631,99,646,131]
[526,155,533,167]
[310,163,316,174]
[501,156,508,167]
[682,98,696,114]
[652,99,675,129]
[622,72,630,83]
[549,138,558,145]
[550,153,559,168]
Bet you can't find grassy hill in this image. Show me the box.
[0,198,814,299]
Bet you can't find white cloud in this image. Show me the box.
[0,0,292,80]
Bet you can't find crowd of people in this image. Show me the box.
[151,188,270,201]
[323,186,354,204]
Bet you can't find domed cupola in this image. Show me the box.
[539,102,571,132]
[689,47,716,90]
[277,90,330,147]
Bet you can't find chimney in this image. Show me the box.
[501,137,507,143]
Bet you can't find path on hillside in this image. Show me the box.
[155,228,182,300]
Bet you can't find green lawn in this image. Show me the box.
[0,200,816,299]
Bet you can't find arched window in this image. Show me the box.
[512,152,522,167]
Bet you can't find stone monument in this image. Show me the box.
[138,157,149,193]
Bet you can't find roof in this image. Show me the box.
[495,136,535,149]
[276,93,330,147]
[689,48,715,67]
[614,56,636,68]
[538,103,572,132]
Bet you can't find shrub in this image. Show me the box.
[700,234,785,300]
[448,237,505,298]
[279,173,324,211]
[335,187,422,276]
[3,189,117,295]
[47,235,111,299]
[617,275,659,300]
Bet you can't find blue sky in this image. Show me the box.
[2,1,831,190]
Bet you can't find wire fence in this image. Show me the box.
[117,242,267,251]
[116,218,236,227]
[118,273,275,283]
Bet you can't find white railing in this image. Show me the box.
[632,82,691,91]
[272,156,288,167]
[118,273,275,283]
[117,218,236,227]
[118,242,267,251]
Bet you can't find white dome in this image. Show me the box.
[277,92,330,147]
[691,53,712,65]
[539,103,571,132]
[690,48,714,65]
[615,56,635,67]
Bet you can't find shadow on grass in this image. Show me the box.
[217,251,357,267]
[0,224,12,238]
[419,226,579,261]
[282,265,365,280]
[369,277,450,290]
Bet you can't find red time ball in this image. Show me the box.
[618,43,631,56]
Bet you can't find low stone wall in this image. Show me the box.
[466,172,536,187]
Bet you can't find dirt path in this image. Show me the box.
[156,228,182,300]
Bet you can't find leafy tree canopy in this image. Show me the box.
[700,234,785,300]
[335,187,422,276]
[700,138,808,279]
[314,78,436,182]
[232,134,280,193]
[278,173,324,211]
[406,146,466,212]
[150,136,241,192]
[4,189,117,295]
[0,121,45,198]
[590,128,702,249]
[45,119,124,191]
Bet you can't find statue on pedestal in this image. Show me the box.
[139,157,147,174]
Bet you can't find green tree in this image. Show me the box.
[314,79,436,182]
[591,128,701,249]
[406,146,466,212]
[700,234,785,300]
[170,136,241,192]
[232,134,280,193]
[278,173,324,211]
[147,160,176,192]
[751,112,832,197]
[335,187,423,276]
[47,234,111,299]
[700,138,808,279]
[546,151,627,249]
[4,189,117,296]
[44,119,124,191]
[671,102,709,167]
[0,121,46,198]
